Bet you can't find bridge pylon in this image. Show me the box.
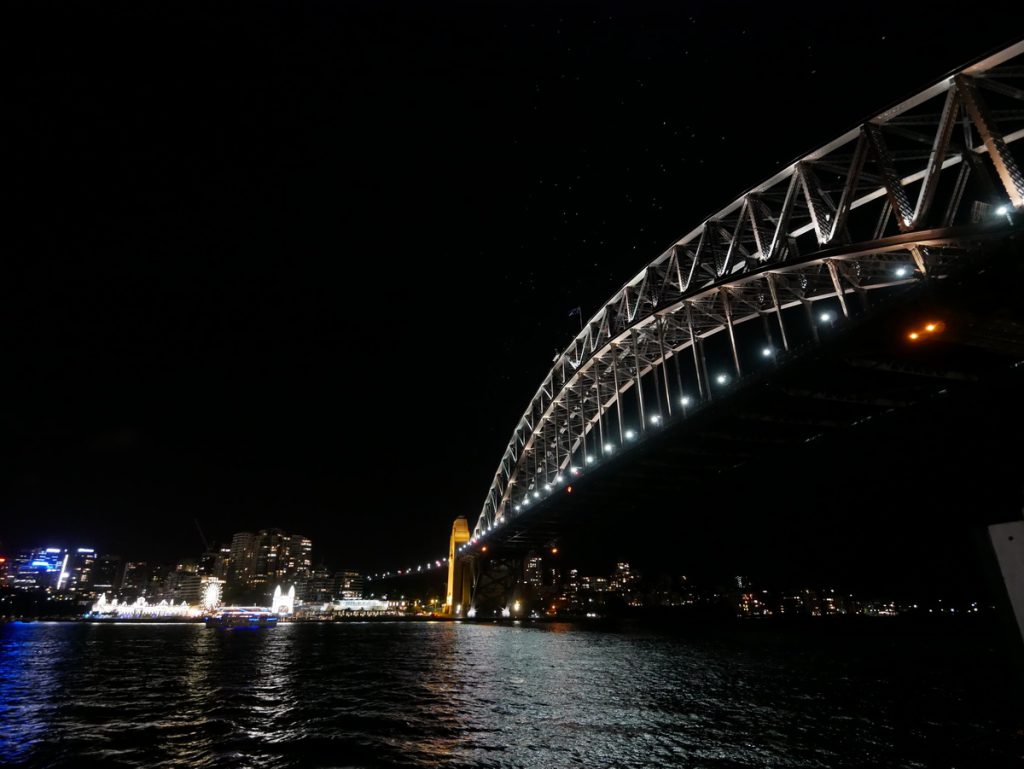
[443,516,471,616]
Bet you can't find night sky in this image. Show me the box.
[3,3,1020,575]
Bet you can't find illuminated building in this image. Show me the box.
[229,531,258,583]
[609,562,636,594]
[60,548,98,596]
[197,546,232,579]
[525,556,543,588]
[228,529,312,593]
[13,548,66,591]
[337,570,363,599]
[284,535,313,576]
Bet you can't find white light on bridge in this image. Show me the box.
[625,429,636,440]
[555,474,564,483]
[604,443,614,453]
[650,414,661,425]
[514,504,521,512]
[544,484,552,491]
[761,347,773,357]
[895,267,908,278]
[819,311,833,323]
[996,205,1009,216]
[680,396,691,406]
[715,374,729,385]
[532,491,540,499]
[585,455,594,464]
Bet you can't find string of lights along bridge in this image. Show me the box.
[371,39,1024,586]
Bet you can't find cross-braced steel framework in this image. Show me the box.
[471,40,1024,540]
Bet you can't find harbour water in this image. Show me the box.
[0,620,1020,768]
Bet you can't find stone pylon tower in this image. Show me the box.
[444,517,471,616]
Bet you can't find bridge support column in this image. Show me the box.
[631,329,646,429]
[444,516,471,616]
[766,273,789,352]
[825,260,849,318]
[721,289,742,378]
[656,316,672,417]
[469,556,523,618]
[686,303,708,401]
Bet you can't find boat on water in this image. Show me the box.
[204,608,279,628]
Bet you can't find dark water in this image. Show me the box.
[0,621,1020,768]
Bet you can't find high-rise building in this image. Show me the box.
[336,570,363,599]
[199,546,232,580]
[121,561,150,599]
[296,568,333,603]
[227,528,312,591]
[230,532,258,584]
[13,548,66,591]
[252,529,285,589]
[525,556,543,588]
[286,535,313,576]
[610,562,637,596]
[91,554,122,597]
[59,548,98,597]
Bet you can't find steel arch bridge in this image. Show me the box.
[466,40,1024,549]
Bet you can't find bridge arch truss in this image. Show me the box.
[472,41,1024,540]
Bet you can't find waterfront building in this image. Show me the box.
[336,570,363,599]
[12,548,66,591]
[229,531,258,584]
[120,561,150,599]
[90,554,123,597]
[59,548,97,596]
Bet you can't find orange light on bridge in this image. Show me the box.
[551,547,559,555]
[566,485,573,493]
[907,320,944,342]
[481,545,488,552]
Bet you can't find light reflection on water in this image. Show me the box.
[0,620,1019,768]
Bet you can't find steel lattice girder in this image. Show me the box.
[471,40,1024,539]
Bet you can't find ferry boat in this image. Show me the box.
[204,608,278,628]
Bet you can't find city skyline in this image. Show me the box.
[4,5,1021,580]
